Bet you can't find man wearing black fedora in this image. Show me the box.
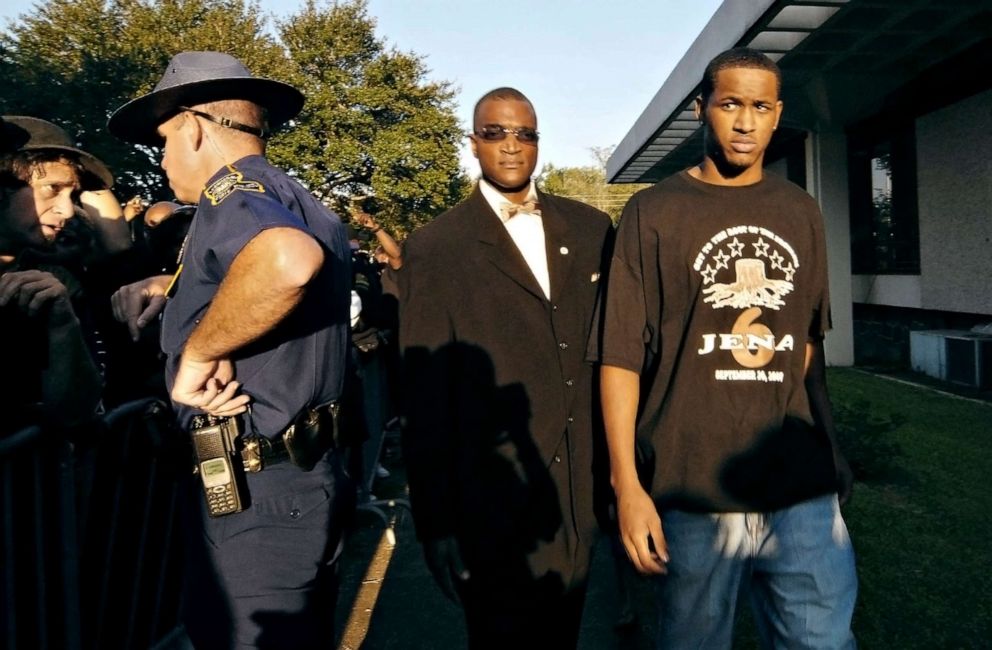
[108,52,354,649]
[0,115,110,432]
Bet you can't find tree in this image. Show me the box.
[538,146,649,222]
[273,0,467,236]
[0,0,466,235]
[0,0,283,196]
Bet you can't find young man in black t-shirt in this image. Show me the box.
[594,48,857,648]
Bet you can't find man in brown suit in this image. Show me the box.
[399,87,613,648]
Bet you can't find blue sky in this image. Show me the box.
[1,0,722,172]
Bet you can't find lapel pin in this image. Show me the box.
[590,272,600,282]
[560,246,569,255]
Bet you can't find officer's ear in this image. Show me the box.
[180,111,207,152]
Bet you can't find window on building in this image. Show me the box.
[848,124,920,274]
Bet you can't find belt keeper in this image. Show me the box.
[242,436,265,473]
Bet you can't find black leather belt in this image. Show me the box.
[240,403,338,473]
[241,435,291,472]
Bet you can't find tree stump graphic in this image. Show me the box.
[703,258,793,310]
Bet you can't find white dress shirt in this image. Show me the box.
[479,179,551,300]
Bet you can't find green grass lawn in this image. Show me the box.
[829,368,992,648]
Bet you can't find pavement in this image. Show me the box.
[333,437,660,650]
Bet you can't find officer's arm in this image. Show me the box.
[184,226,323,362]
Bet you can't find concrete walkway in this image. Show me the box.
[333,440,660,650]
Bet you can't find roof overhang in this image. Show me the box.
[608,0,992,183]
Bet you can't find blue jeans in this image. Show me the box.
[655,494,857,649]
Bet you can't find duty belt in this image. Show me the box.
[241,402,339,473]
[241,435,291,472]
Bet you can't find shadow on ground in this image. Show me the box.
[333,443,659,649]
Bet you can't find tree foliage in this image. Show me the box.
[537,146,650,222]
[0,0,466,235]
[273,0,467,235]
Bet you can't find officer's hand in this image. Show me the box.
[0,270,76,328]
[171,356,250,417]
[423,536,470,603]
[111,274,171,341]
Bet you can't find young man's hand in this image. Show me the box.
[835,451,854,505]
[616,482,669,575]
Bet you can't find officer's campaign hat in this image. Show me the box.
[108,51,304,146]
[0,115,114,188]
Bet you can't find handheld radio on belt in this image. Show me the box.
[190,414,250,517]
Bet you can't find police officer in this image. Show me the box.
[109,52,353,649]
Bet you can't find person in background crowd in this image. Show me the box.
[143,200,182,229]
[353,208,402,270]
[122,194,147,222]
[0,115,110,433]
[77,186,133,257]
[346,218,400,496]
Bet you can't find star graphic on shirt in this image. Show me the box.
[753,237,770,258]
[769,250,785,271]
[701,264,718,284]
[782,263,796,282]
[713,249,731,270]
[728,237,745,257]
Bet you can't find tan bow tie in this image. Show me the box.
[499,200,541,220]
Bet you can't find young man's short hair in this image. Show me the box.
[700,47,782,103]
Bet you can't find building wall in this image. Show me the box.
[916,89,992,316]
[851,274,920,308]
[765,157,788,178]
[809,130,855,367]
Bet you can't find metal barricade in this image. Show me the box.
[1,424,81,650]
[0,398,189,649]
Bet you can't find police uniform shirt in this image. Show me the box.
[161,155,350,437]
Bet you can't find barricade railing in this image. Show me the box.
[1,424,80,650]
[0,398,189,650]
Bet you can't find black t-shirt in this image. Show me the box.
[592,170,837,512]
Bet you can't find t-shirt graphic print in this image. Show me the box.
[695,225,802,382]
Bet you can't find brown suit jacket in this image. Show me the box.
[400,186,613,593]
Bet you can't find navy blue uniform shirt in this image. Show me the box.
[162,155,350,437]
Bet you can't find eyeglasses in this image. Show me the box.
[178,106,269,139]
[472,124,540,145]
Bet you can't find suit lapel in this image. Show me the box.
[539,191,573,303]
[471,188,548,302]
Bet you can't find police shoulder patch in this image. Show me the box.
[204,165,266,206]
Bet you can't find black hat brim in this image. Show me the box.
[49,146,115,189]
[0,116,114,188]
[108,77,304,146]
